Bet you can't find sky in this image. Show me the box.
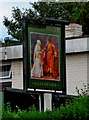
[0,0,38,41]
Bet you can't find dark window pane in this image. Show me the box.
[0,65,11,78]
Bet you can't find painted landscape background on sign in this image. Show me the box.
[30,32,60,81]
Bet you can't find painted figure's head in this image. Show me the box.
[37,40,41,45]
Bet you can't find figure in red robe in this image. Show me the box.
[42,37,59,79]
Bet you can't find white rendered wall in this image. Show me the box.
[66,53,88,95]
[11,60,23,89]
[0,37,89,95]
[10,53,88,96]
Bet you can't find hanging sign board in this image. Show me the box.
[22,18,69,93]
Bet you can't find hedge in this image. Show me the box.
[2,93,89,120]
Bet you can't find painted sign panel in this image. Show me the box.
[30,32,59,80]
[27,24,65,91]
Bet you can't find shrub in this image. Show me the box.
[2,85,89,120]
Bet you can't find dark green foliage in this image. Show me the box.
[2,94,89,120]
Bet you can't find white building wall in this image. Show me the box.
[0,37,89,95]
[10,52,88,96]
[66,53,88,95]
[87,54,89,90]
[11,60,23,89]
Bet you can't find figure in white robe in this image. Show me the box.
[31,40,43,77]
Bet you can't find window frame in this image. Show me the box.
[0,64,12,79]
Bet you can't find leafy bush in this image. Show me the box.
[2,86,89,120]
[59,94,89,120]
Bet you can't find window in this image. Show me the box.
[0,65,12,79]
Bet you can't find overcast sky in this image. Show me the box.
[0,0,38,40]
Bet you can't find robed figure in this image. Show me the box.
[31,40,43,77]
